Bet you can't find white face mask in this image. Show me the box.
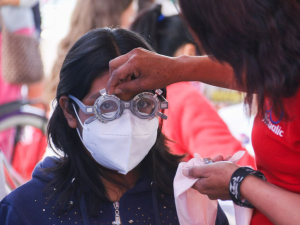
[74,108,159,174]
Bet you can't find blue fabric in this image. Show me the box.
[0,157,229,225]
[157,14,165,22]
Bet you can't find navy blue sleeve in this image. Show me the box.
[0,202,24,225]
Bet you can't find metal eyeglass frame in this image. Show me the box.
[69,88,168,123]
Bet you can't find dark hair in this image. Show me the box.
[179,0,300,117]
[47,28,182,215]
[45,0,134,105]
[130,4,197,57]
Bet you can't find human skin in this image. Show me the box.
[59,72,141,202]
[106,40,300,225]
[182,162,300,225]
[107,48,237,95]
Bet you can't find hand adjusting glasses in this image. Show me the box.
[69,89,168,123]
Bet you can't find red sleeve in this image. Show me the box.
[12,128,47,181]
[163,82,256,168]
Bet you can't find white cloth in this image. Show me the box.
[174,151,253,225]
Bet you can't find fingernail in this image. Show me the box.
[182,168,189,177]
[115,89,122,94]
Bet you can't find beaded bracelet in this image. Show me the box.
[229,167,266,208]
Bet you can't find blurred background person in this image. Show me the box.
[130,4,255,167]
[26,1,45,106]
[45,0,137,106]
[0,0,44,168]
[0,0,40,104]
[138,0,155,11]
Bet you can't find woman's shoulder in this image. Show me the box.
[0,177,47,224]
[1,157,59,208]
[0,157,61,224]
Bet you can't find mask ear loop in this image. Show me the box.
[71,103,95,155]
[71,103,86,129]
[71,103,88,142]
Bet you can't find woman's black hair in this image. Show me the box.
[130,4,197,57]
[47,28,182,216]
[179,0,300,118]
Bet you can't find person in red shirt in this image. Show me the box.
[130,4,255,167]
[106,0,300,224]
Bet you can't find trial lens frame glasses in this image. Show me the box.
[69,89,168,123]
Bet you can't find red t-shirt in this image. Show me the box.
[162,82,255,168]
[251,89,300,224]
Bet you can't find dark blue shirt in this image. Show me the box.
[0,157,228,225]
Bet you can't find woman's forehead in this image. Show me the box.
[85,73,139,102]
[84,73,109,101]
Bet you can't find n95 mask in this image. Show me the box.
[74,107,158,175]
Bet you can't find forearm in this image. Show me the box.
[174,55,241,91]
[241,175,300,225]
[108,49,243,94]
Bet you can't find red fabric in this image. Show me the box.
[0,33,22,161]
[0,28,35,161]
[0,28,34,105]
[251,89,300,225]
[162,82,255,168]
[12,128,47,181]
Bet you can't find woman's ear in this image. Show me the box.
[59,96,78,128]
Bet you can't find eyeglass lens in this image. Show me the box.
[99,100,119,118]
[99,96,156,119]
[136,97,155,116]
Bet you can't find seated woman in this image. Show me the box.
[0,28,228,225]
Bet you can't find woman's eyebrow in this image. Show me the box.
[89,93,101,100]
